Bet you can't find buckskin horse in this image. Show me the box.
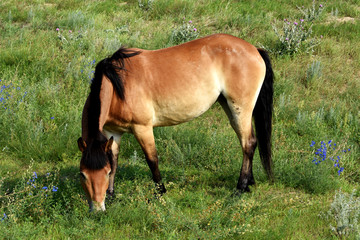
[77,34,274,211]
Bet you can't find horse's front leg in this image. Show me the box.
[107,138,120,197]
[132,125,166,194]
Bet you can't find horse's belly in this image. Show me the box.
[152,88,219,127]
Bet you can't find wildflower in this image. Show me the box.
[189,20,192,23]
[69,30,72,33]
[194,28,197,32]
[310,140,349,175]
[56,28,60,31]
[285,37,289,41]
[300,19,304,22]
[294,22,298,25]
[52,186,58,192]
[319,4,323,8]
[42,186,48,190]
[50,117,54,120]
[33,172,38,179]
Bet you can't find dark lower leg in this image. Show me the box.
[146,153,166,194]
[237,130,257,192]
[107,153,118,197]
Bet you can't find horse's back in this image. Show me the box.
[105,34,266,129]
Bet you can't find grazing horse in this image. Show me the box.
[77,34,274,211]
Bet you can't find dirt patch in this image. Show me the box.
[336,17,355,23]
[324,16,356,25]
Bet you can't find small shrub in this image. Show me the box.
[326,190,360,238]
[170,19,199,45]
[138,0,155,11]
[272,18,320,55]
[269,1,324,55]
[305,60,322,86]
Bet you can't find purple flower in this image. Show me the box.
[319,4,323,8]
[69,30,72,33]
[294,22,298,25]
[56,28,60,31]
[188,20,192,23]
[285,37,289,41]
[52,186,58,192]
[300,19,304,22]
[51,117,54,120]
[194,28,197,32]
[42,186,48,190]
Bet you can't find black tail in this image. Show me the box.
[87,47,140,138]
[253,49,274,182]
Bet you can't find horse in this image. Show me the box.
[77,33,274,211]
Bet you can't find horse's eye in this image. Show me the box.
[80,172,86,180]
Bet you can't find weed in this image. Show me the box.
[297,1,325,22]
[138,0,155,11]
[270,1,324,55]
[325,190,360,238]
[272,18,320,55]
[310,140,350,176]
[305,60,322,86]
[0,164,60,223]
[80,59,96,82]
[0,79,27,111]
[56,27,85,46]
[170,19,199,45]
[331,7,339,18]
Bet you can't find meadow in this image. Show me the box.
[0,0,359,239]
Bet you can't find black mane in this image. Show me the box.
[87,47,141,139]
[82,48,140,170]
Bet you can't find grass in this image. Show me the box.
[0,0,359,239]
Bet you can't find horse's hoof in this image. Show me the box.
[231,189,243,198]
[155,183,167,195]
[106,189,115,198]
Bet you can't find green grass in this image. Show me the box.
[1,0,359,239]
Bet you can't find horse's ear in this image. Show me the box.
[77,137,87,152]
[103,136,114,153]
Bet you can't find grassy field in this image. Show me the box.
[0,0,359,239]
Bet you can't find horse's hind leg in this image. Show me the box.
[218,95,257,193]
[132,125,166,194]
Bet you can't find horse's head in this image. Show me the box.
[77,136,114,211]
